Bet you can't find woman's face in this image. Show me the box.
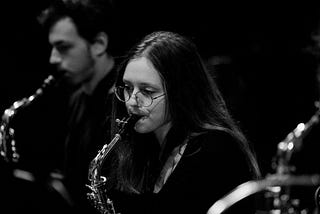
[122,57,171,141]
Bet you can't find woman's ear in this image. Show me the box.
[91,32,108,56]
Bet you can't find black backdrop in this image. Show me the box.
[1,0,320,212]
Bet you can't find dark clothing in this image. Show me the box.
[0,165,74,214]
[2,69,116,214]
[63,72,115,213]
[0,77,71,214]
[112,130,257,214]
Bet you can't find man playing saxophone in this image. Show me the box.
[37,0,118,213]
[1,0,118,213]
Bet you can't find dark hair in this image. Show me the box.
[115,31,246,137]
[111,31,260,193]
[38,0,116,51]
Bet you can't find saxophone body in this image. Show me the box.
[86,174,116,214]
[0,74,60,163]
[87,114,140,214]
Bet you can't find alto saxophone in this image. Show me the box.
[87,114,140,214]
[0,74,62,163]
[207,102,320,214]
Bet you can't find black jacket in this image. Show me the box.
[113,130,257,214]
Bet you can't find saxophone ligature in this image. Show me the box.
[0,73,63,163]
[87,114,141,214]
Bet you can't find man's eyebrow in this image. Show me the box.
[51,40,69,46]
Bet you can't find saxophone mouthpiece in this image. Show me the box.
[116,114,142,136]
[129,114,142,123]
[127,114,142,127]
[42,70,67,89]
[41,75,55,88]
[36,70,67,96]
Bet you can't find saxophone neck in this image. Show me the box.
[0,73,63,163]
[24,74,57,105]
[272,103,320,174]
[3,74,59,119]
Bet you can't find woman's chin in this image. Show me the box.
[134,119,151,133]
[134,125,148,133]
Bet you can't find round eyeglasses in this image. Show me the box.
[114,86,165,107]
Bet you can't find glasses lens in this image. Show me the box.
[136,92,152,107]
[115,86,128,102]
[115,87,156,107]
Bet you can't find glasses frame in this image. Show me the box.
[114,86,165,107]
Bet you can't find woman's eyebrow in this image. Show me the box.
[139,83,164,92]
[123,79,160,89]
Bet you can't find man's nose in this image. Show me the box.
[49,48,62,64]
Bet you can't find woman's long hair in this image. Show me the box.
[110,31,260,194]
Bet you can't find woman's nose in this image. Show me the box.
[127,90,142,106]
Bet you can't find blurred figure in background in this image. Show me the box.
[36,0,117,213]
[0,0,118,213]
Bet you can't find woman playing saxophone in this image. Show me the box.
[88,31,261,214]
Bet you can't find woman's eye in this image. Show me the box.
[124,85,133,92]
[141,89,154,95]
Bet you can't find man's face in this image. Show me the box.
[48,17,94,86]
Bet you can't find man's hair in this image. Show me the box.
[38,0,116,51]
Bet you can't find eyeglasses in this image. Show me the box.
[114,86,165,107]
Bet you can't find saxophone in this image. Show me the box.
[0,74,62,163]
[207,102,320,214]
[87,114,140,214]
[272,101,320,175]
[267,102,320,214]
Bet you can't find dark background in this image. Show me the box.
[1,0,320,212]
